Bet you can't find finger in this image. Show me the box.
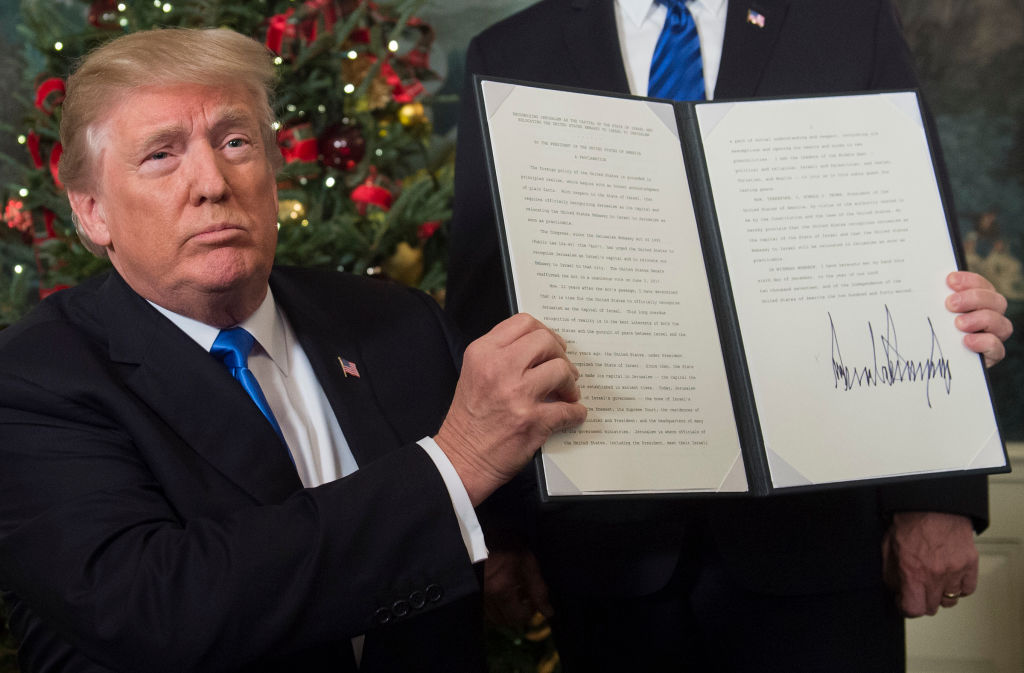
[954,308,1014,341]
[528,359,584,406]
[535,399,588,436]
[954,304,1015,331]
[513,326,575,374]
[923,582,944,616]
[947,286,1008,316]
[962,332,1007,368]
[898,580,928,618]
[939,593,959,609]
[486,313,566,350]
[960,563,979,597]
[947,270,996,293]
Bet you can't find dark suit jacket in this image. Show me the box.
[0,267,485,673]
[447,0,988,598]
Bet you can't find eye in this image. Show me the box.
[225,137,249,149]
[148,150,170,161]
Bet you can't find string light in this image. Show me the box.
[324,176,336,188]
[54,42,63,51]
[273,56,283,66]
[317,105,326,113]
[387,40,399,52]
[13,265,23,274]
[343,84,355,94]
[162,3,173,13]
[17,135,26,145]
[271,121,282,131]
[117,3,126,10]
[347,50,358,60]
[17,188,28,198]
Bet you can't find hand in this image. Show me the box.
[483,545,553,628]
[882,511,978,617]
[946,270,1013,367]
[435,313,587,505]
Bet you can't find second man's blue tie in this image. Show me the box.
[648,0,705,101]
[211,327,288,448]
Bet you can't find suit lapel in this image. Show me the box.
[565,0,632,94]
[100,273,302,504]
[269,271,403,468]
[715,0,791,98]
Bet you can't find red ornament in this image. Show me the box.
[50,143,64,190]
[278,123,319,164]
[318,122,365,171]
[26,131,43,169]
[39,284,71,300]
[3,200,32,233]
[350,169,393,214]
[418,220,441,240]
[87,0,119,29]
[34,78,66,115]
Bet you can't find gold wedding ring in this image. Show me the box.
[943,592,961,599]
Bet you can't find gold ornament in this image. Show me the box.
[340,55,392,110]
[278,199,306,223]
[537,651,560,673]
[397,102,426,127]
[523,611,552,642]
[382,241,424,287]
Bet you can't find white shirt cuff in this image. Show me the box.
[417,437,489,564]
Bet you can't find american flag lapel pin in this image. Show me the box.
[338,356,361,378]
[747,8,766,27]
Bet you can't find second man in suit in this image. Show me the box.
[448,0,1013,670]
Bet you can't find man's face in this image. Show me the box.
[72,83,279,320]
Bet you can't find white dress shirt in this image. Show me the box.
[615,0,728,99]
[150,291,486,564]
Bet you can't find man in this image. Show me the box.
[0,28,586,673]
[447,0,1014,670]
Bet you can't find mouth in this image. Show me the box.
[190,224,246,244]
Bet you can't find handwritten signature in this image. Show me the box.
[830,305,952,408]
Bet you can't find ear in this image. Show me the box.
[67,189,111,249]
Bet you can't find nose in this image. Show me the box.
[187,143,230,206]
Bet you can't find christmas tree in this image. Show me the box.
[0,0,453,326]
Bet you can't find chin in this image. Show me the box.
[195,250,273,295]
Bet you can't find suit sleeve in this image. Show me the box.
[0,320,479,673]
[868,0,989,531]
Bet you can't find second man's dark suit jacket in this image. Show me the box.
[447,0,988,600]
[0,267,485,673]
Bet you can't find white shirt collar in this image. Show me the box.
[617,0,727,28]
[149,288,292,376]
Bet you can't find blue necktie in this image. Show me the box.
[648,0,706,101]
[211,327,288,448]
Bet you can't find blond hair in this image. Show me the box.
[60,29,282,254]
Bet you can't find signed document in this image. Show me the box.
[477,78,1008,498]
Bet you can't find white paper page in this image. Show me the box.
[696,93,1004,486]
[481,80,745,494]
